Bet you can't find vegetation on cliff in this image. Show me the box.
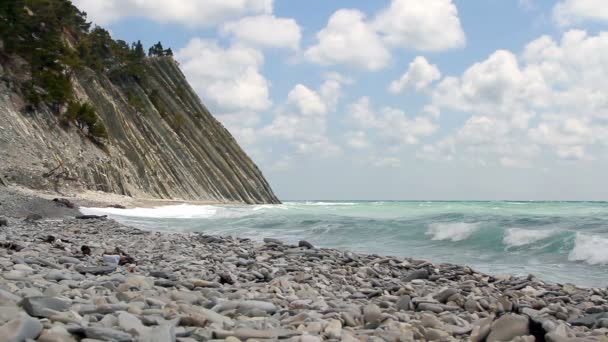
[0,0,174,143]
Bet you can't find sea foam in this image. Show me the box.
[503,228,554,247]
[426,222,480,242]
[568,233,608,265]
[80,204,219,219]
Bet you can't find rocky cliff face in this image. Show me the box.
[0,55,280,204]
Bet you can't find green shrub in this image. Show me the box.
[63,101,108,141]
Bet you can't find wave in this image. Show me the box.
[503,228,555,247]
[426,222,480,242]
[299,202,358,206]
[568,233,608,265]
[80,204,219,219]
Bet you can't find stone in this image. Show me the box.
[363,303,382,325]
[0,306,22,324]
[45,270,73,281]
[324,319,342,339]
[0,288,21,305]
[21,296,70,318]
[298,240,314,249]
[435,288,458,303]
[118,312,147,336]
[0,314,43,342]
[102,254,121,265]
[403,269,429,282]
[396,295,412,311]
[84,327,134,342]
[138,325,176,342]
[75,264,116,275]
[57,256,80,264]
[486,314,529,342]
[0,217,7,227]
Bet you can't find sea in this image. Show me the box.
[80,200,608,287]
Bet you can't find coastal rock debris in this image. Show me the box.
[0,217,607,341]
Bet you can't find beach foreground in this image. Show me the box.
[1,198,608,341]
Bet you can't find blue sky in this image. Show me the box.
[73,0,608,200]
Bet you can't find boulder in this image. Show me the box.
[486,314,529,342]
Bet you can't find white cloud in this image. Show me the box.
[428,30,608,164]
[373,0,465,51]
[304,9,390,71]
[73,0,273,26]
[349,97,438,145]
[389,56,441,93]
[262,74,350,157]
[345,131,370,149]
[221,15,301,50]
[176,38,271,112]
[287,85,327,115]
[553,0,608,26]
[304,0,465,71]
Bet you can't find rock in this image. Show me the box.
[363,303,382,325]
[486,314,529,342]
[0,314,43,342]
[0,306,22,324]
[298,240,314,249]
[52,198,75,209]
[38,326,78,342]
[263,238,283,244]
[45,270,74,281]
[75,264,116,275]
[0,288,22,305]
[24,214,43,222]
[470,316,494,342]
[435,288,458,303]
[118,312,147,336]
[138,325,175,342]
[237,300,277,313]
[102,254,121,265]
[324,319,342,339]
[417,303,444,313]
[80,245,91,255]
[404,269,429,282]
[57,256,80,264]
[84,327,134,342]
[75,215,107,220]
[21,296,70,318]
[568,312,608,328]
[0,217,7,227]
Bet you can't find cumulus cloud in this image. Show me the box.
[389,56,441,93]
[304,9,391,71]
[348,97,438,146]
[73,0,273,26]
[221,15,301,50]
[553,0,608,26]
[261,74,351,158]
[176,38,271,112]
[305,0,464,70]
[373,0,465,51]
[427,30,608,164]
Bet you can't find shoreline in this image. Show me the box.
[1,189,608,340]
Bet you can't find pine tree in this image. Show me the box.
[132,40,145,60]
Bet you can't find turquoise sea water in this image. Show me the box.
[81,201,608,287]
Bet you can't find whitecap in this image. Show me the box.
[80,204,219,219]
[301,202,357,206]
[426,222,480,242]
[568,233,608,265]
[503,228,554,248]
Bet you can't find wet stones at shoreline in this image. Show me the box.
[0,216,607,341]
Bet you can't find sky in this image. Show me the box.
[72,0,608,201]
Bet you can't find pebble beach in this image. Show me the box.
[1,191,608,341]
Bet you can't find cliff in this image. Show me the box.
[0,2,279,204]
